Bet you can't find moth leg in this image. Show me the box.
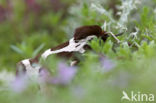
[70,60,79,66]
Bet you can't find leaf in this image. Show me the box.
[10,45,23,55]
[32,43,45,57]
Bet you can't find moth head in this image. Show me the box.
[74,25,108,42]
[100,31,109,42]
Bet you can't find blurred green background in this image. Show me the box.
[0,0,156,103]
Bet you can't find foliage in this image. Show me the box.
[0,0,156,103]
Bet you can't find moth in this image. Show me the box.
[16,25,122,78]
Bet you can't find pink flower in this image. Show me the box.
[39,67,51,83]
[50,0,64,12]
[99,56,116,72]
[25,0,41,12]
[0,5,6,22]
[51,62,77,85]
[11,75,28,93]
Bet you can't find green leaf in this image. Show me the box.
[10,45,23,55]
[32,43,45,57]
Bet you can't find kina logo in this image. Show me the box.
[121,90,154,102]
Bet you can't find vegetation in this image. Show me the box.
[0,0,156,103]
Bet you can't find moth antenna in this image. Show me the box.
[106,32,121,43]
[115,32,124,37]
